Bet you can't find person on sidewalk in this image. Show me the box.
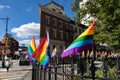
[5,58,10,72]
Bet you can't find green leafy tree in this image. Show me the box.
[71,0,120,52]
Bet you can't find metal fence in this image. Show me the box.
[32,56,120,80]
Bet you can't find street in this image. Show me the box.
[0,59,32,80]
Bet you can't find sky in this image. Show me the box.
[0,0,75,47]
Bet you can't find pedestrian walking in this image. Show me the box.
[5,58,10,72]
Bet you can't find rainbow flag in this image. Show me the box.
[61,22,95,58]
[51,47,57,58]
[27,37,36,62]
[32,31,49,67]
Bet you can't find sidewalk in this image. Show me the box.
[23,71,32,80]
[0,60,32,80]
[0,70,29,79]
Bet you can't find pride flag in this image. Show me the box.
[27,37,36,62]
[61,22,95,58]
[32,31,49,67]
[51,47,57,58]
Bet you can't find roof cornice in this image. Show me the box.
[39,4,70,22]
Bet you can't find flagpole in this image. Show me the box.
[91,20,95,61]
[93,40,96,61]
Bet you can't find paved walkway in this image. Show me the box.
[0,60,32,80]
[23,71,32,80]
[0,70,29,80]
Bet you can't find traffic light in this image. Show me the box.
[5,38,8,48]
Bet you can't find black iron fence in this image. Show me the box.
[32,56,120,80]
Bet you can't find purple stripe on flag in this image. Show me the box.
[61,44,93,58]
[26,51,33,62]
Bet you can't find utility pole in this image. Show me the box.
[0,16,10,68]
[0,16,10,36]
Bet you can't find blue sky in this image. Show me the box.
[0,0,75,47]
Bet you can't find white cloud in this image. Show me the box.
[19,39,40,47]
[0,5,10,11]
[11,22,40,38]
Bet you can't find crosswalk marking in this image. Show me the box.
[1,76,22,80]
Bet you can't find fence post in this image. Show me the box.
[55,65,57,80]
[35,62,38,80]
[36,63,39,80]
[40,65,43,80]
[62,58,65,80]
[102,57,107,77]
[71,56,74,80]
[48,66,51,80]
[38,65,41,80]
[32,62,35,80]
[116,56,120,79]
[89,59,96,80]
[44,68,46,80]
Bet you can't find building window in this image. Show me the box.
[53,29,57,38]
[60,46,62,50]
[53,45,55,49]
[53,18,57,27]
[45,15,50,25]
[59,20,63,28]
[66,32,68,40]
[75,27,77,32]
[60,30,63,39]
[78,28,82,33]
[65,23,68,30]
[70,25,73,31]
[79,28,82,33]
[46,27,50,33]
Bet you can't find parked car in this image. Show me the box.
[19,54,30,66]
[19,58,30,66]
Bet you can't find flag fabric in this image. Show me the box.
[44,49,51,68]
[86,50,90,57]
[61,22,95,58]
[82,51,85,58]
[27,37,36,62]
[46,48,51,58]
[51,47,57,58]
[32,31,49,68]
[89,50,93,58]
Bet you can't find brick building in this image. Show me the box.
[39,1,85,57]
[0,34,19,58]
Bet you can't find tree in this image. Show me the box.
[71,0,120,52]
